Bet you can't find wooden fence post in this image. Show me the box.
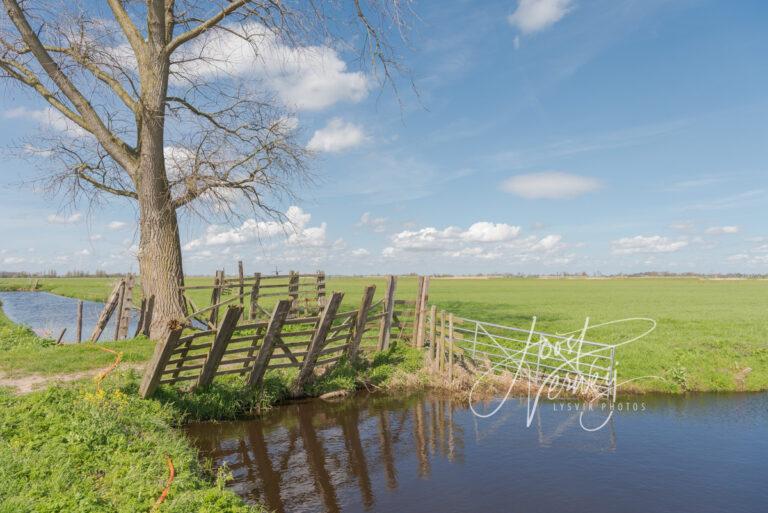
[112,279,126,340]
[249,272,261,320]
[76,300,83,343]
[117,274,134,340]
[292,292,344,395]
[134,298,146,338]
[316,271,326,308]
[448,313,454,381]
[378,276,397,351]
[246,300,292,388]
[90,280,123,342]
[416,276,430,348]
[208,270,223,326]
[139,326,184,398]
[348,285,376,361]
[428,305,437,363]
[238,261,245,305]
[435,310,446,372]
[288,271,299,312]
[196,305,244,388]
[412,276,424,346]
[142,295,154,337]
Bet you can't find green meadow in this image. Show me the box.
[2,275,768,392]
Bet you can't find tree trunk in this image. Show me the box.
[136,25,185,339]
[136,161,186,339]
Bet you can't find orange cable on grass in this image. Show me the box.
[152,455,176,511]
[91,345,123,391]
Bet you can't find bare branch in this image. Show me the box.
[3,0,137,171]
[166,0,250,53]
[106,0,145,58]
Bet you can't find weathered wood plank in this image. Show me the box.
[348,285,376,361]
[246,300,292,388]
[378,276,397,351]
[117,274,134,340]
[76,300,83,343]
[292,292,344,395]
[139,326,184,398]
[196,305,244,388]
[89,280,123,342]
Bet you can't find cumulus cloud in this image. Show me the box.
[47,212,82,224]
[501,172,601,199]
[356,212,387,233]
[705,225,740,235]
[107,221,128,230]
[351,248,370,257]
[508,0,574,34]
[177,24,368,111]
[307,118,366,152]
[611,235,688,255]
[183,206,326,250]
[385,220,568,266]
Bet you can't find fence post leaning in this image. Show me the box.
[112,279,126,340]
[142,295,155,337]
[117,274,134,340]
[139,326,184,398]
[292,292,344,395]
[348,285,376,361]
[90,279,123,342]
[416,276,430,348]
[246,300,292,389]
[196,305,244,388]
[412,276,425,346]
[378,276,397,351]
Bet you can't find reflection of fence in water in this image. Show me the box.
[190,395,464,513]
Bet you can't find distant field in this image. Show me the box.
[2,275,767,392]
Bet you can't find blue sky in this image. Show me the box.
[1,0,767,275]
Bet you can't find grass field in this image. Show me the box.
[2,275,768,392]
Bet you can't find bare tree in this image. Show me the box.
[1,0,409,337]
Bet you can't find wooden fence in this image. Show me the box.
[139,274,430,398]
[181,265,327,329]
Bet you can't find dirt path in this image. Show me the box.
[0,363,145,394]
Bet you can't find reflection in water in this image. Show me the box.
[187,394,464,513]
[186,392,768,513]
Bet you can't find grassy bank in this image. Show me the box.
[3,275,768,392]
[0,303,425,512]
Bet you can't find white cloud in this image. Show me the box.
[351,248,370,257]
[177,24,368,111]
[705,225,740,235]
[356,212,387,233]
[391,221,522,251]
[2,256,26,264]
[183,206,327,250]
[508,0,573,34]
[501,172,601,199]
[89,234,103,241]
[47,212,82,224]
[107,221,128,230]
[307,118,366,152]
[462,222,521,242]
[612,235,688,255]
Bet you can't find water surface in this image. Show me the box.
[186,392,768,513]
[0,291,137,342]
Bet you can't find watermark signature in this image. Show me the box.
[468,316,661,432]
